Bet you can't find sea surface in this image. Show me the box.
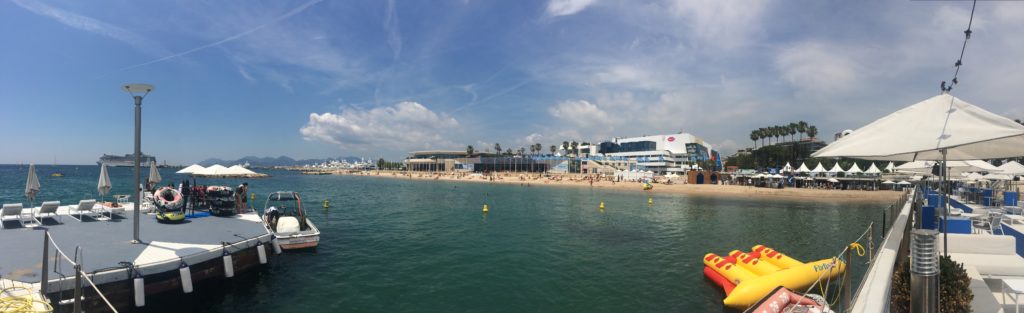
[0,165,890,312]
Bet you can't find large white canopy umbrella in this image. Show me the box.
[176,164,205,174]
[98,163,111,202]
[846,163,863,175]
[895,160,999,176]
[983,173,1013,181]
[813,94,1024,161]
[864,163,882,175]
[998,161,1024,175]
[148,162,162,186]
[25,164,40,208]
[811,93,1024,256]
[796,162,811,173]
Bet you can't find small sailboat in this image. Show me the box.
[50,157,64,177]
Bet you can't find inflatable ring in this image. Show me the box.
[156,210,186,223]
[154,187,183,210]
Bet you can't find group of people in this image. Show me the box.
[145,180,250,213]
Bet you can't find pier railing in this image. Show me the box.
[849,187,917,312]
[40,230,120,313]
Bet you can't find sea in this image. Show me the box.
[0,164,890,312]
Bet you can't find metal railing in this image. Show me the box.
[849,187,918,312]
[40,230,119,313]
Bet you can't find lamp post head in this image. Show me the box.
[122,84,154,93]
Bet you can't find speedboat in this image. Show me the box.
[262,191,320,250]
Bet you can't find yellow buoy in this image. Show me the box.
[323,199,329,208]
[482,204,489,213]
[599,201,605,209]
[251,193,255,201]
[648,197,653,205]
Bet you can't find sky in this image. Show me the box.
[2,0,1023,165]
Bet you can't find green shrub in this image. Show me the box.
[890,255,973,312]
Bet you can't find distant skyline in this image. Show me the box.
[2,0,1023,165]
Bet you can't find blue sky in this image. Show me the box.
[2,0,1023,165]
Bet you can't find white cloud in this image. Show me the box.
[11,0,168,56]
[774,42,863,96]
[300,102,459,152]
[546,0,596,17]
[666,0,770,51]
[384,0,403,61]
[548,99,612,130]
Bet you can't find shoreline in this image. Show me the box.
[301,169,902,203]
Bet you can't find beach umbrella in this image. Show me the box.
[796,163,810,173]
[148,162,162,185]
[98,163,111,202]
[25,164,40,208]
[882,180,895,184]
[176,164,205,174]
[812,94,1024,161]
[827,178,840,183]
[896,181,912,185]
[983,173,1013,181]
[895,160,999,176]
[998,161,1024,175]
[810,94,1024,256]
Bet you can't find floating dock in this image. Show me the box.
[0,206,273,312]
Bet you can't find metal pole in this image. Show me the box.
[911,229,939,313]
[133,95,142,243]
[868,222,874,265]
[40,231,49,296]
[842,247,852,311]
[941,149,948,257]
[73,264,83,313]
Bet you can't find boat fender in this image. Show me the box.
[271,237,283,255]
[132,267,145,307]
[222,248,234,278]
[179,260,193,294]
[256,241,268,264]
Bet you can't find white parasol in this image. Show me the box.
[25,164,40,208]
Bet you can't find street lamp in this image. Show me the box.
[123,83,153,244]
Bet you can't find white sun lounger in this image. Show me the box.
[35,201,61,224]
[1,203,31,229]
[69,199,99,221]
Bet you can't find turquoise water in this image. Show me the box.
[0,165,888,312]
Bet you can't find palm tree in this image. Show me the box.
[570,141,579,157]
[467,145,474,156]
[797,121,808,141]
[550,145,557,155]
[788,123,797,142]
[750,131,758,149]
[758,128,767,146]
[807,126,818,139]
[494,143,502,156]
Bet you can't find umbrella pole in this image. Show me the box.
[942,149,949,257]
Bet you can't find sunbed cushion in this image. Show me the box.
[947,253,1024,276]
[939,233,1017,255]
[276,217,300,234]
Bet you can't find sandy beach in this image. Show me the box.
[299,169,903,203]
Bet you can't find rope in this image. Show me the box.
[799,223,874,307]
[0,287,53,313]
[940,0,978,93]
[79,273,118,313]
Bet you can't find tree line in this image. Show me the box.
[749,121,818,149]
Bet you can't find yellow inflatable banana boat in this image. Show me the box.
[702,244,846,309]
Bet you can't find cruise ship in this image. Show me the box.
[97,153,156,167]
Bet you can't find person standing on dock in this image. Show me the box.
[235,182,248,213]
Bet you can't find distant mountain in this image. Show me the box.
[198,156,366,167]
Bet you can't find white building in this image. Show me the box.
[593,133,720,174]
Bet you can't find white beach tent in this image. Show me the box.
[827,163,845,175]
[864,163,882,175]
[796,163,810,173]
[782,162,793,173]
[896,181,912,185]
[177,164,205,174]
[846,163,863,175]
[998,161,1024,175]
[881,180,895,184]
[810,162,826,175]
[885,162,895,173]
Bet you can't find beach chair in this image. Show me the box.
[1,203,31,229]
[69,199,99,221]
[35,201,61,224]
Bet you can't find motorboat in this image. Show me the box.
[262,191,319,250]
